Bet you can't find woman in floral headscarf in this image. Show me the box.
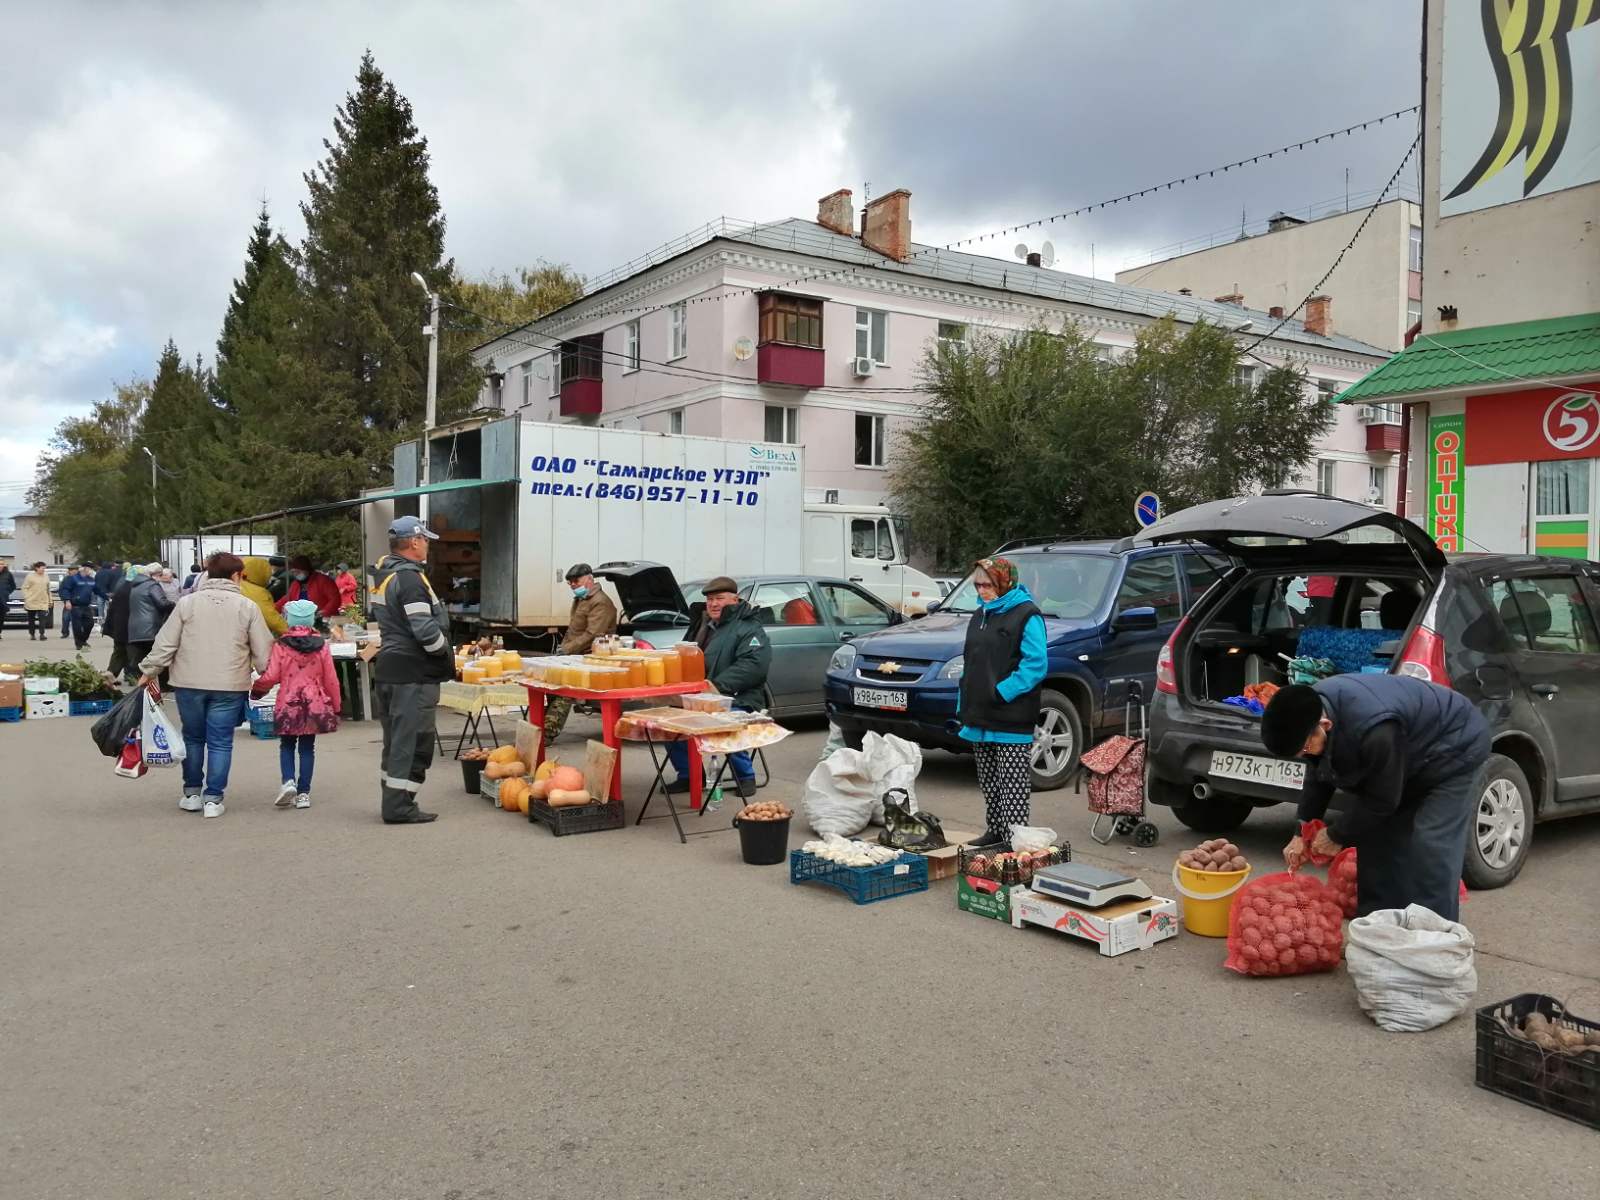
[957,556,1048,846]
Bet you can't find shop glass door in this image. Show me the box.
[1530,461,1597,559]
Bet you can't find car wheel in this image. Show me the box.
[1030,690,1083,791]
[1463,753,1533,890]
[1172,795,1253,833]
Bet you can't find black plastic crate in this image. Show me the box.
[528,798,625,836]
[1475,993,1600,1130]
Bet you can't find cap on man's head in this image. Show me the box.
[565,562,594,582]
[1260,684,1326,757]
[388,516,439,541]
[701,575,739,596]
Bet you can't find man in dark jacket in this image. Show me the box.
[664,576,771,798]
[370,516,452,824]
[58,562,99,649]
[93,561,119,622]
[543,562,619,742]
[0,558,14,640]
[126,565,175,669]
[1263,674,1491,922]
[105,570,139,679]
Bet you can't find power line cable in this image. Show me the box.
[501,105,1420,340]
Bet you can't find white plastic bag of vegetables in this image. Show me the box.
[1345,904,1477,1032]
[799,732,923,836]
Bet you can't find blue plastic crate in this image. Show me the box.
[69,699,114,717]
[248,707,277,739]
[789,849,929,905]
[0,706,20,723]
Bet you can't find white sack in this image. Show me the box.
[799,731,925,836]
[1346,904,1477,1033]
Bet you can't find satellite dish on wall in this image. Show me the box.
[733,336,755,361]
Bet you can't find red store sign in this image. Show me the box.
[1465,384,1600,465]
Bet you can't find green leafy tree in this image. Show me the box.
[891,317,1334,568]
[28,379,150,559]
[447,263,585,354]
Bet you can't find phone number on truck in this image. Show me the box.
[530,481,761,505]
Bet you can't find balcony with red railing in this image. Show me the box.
[756,292,824,388]
[559,334,603,416]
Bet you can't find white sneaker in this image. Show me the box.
[202,801,225,818]
[274,781,296,808]
[294,793,311,809]
[179,794,204,812]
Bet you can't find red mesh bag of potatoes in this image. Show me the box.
[1224,871,1345,977]
[1327,847,1359,918]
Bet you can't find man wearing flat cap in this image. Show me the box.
[664,575,771,798]
[543,562,619,742]
[369,516,453,824]
[1261,673,1489,921]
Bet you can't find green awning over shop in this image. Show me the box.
[1337,312,1600,405]
[200,475,518,532]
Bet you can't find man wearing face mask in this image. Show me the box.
[275,555,341,620]
[542,563,618,742]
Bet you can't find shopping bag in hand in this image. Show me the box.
[113,732,147,779]
[1224,871,1345,977]
[140,692,185,768]
[89,689,145,758]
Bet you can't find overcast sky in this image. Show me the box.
[0,0,1422,520]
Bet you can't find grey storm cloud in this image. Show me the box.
[0,0,1419,513]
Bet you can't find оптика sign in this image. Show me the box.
[1428,412,1465,553]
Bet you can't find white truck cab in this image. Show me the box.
[802,504,939,615]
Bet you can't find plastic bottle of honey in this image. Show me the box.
[676,642,706,683]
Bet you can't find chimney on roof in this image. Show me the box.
[1178,287,1192,296]
[1267,212,1306,233]
[1303,295,1333,337]
[1269,305,1285,319]
[861,189,912,262]
[1214,291,1244,306]
[1026,252,1042,267]
[817,189,854,237]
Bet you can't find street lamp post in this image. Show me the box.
[142,447,157,551]
[412,272,440,523]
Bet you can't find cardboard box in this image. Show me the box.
[906,831,977,882]
[582,739,618,801]
[0,678,23,709]
[1011,891,1180,957]
[25,692,69,720]
[956,875,1026,923]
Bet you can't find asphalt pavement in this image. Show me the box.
[4,635,1598,1199]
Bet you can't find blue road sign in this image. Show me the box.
[1134,491,1160,528]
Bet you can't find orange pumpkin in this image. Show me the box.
[550,764,585,792]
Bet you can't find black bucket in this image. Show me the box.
[733,814,791,865]
[461,756,487,795]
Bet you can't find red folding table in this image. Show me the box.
[522,679,712,809]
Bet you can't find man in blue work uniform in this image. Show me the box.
[58,562,99,650]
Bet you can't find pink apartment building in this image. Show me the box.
[472,189,1392,509]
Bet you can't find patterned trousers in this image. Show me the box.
[972,742,1032,836]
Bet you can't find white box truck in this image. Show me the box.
[376,417,938,638]
[159,533,279,571]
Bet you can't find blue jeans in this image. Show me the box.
[279,734,316,793]
[667,704,755,783]
[174,688,248,799]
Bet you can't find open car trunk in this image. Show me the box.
[1136,492,1447,714]
[594,560,692,637]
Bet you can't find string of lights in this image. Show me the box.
[504,105,1421,340]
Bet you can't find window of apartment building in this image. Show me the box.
[624,320,641,372]
[1316,459,1338,495]
[1408,225,1423,272]
[855,413,886,467]
[1406,298,1422,328]
[764,404,800,445]
[855,308,888,365]
[548,350,560,397]
[488,373,503,409]
[937,321,967,352]
[668,302,688,361]
[1316,378,1339,402]
[668,408,684,435]
[1368,464,1389,506]
[758,293,823,348]
[559,334,603,385]
[521,363,534,408]
[1234,364,1257,390]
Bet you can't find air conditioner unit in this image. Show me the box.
[1355,405,1376,424]
[1364,486,1384,505]
[853,356,876,377]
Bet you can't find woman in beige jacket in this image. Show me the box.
[139,552,274,818]
[20,563,53,640]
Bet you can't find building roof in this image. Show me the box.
[484,216,1390,360]
[1337,312,1600,404]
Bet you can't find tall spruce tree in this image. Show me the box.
[297,51,478,502]
[122,342,229,557]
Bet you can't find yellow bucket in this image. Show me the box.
[1171,862,1252,937]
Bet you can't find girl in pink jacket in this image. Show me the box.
[250,599,341,809]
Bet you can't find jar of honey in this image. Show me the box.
[462,665,487,685]
[626,659,649,689]
[661,651,683,685]
[480,658,504,679]
[675,642,706,683]
[645,656,666,686]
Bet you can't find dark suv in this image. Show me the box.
[1140,491,1600,889]
[824,539,1222,789]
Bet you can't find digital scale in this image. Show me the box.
[1028,862,1154,907]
